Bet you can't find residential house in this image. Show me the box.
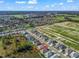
[25,35,35,42]
[42,35,49,42]
[49,54,60,58]
[34,40,41,46]
[20,31,26,34]
[37,44,44,50]
[48,52,55,58]
[44,51,52,58]
[40,48,50,54]
[70,51,79,58]
[58,44,67,53]
[52,40,58,47]
[47,40,53,46]
[64,48,73,56]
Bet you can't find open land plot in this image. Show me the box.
[54,21,79,31]
[36,21,79,51]
[68,16,79,22]
[53,15,65,22]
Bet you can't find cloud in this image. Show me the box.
[59,3,63,5]
[16,1,26,4]
[43,5,51,11]
[66,0,74,2]
[28,0,37,4]
[45,5,50,8]
[44,4,55,10]
[0,1,4,3]
[51,4,55,7]
[27,6,34,9]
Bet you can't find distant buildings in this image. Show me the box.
[26,15,54,26]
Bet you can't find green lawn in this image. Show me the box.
[53,15,65,22]
[37,22,79,51]
[67,16,79,22]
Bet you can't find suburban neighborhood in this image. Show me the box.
[0,11,79,58]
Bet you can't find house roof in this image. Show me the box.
[43,48,50,53]
[68,48,73,55]
[42,35,49,39]
[36,40,42,46]
[48,52,55,58]
[76,55,79,58]
[70,52,79,58]
[52,40,58,44]
[49,54,60,58]
[48,40,53,45]
[24,32,29,35]
[59,44,66,49]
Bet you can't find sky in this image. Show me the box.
[0,0,79,11]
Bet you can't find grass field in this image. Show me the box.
[0,34,42,58]
[36,21,79,52]
[68,16,79,22]
[54,15,65,20]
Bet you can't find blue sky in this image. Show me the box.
[0,0,79,11]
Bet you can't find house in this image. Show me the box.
[0,25,3,28]
[64,48,73,56]
[55,43,60,49]
[47,40,53,46]
[44,50,60,58]
[31,29,37,33]
[44,51,53,58]
[35,40,42,46]
[26,35,35,42]
[49,54,60,58]
[36,32,41,36]
[25,34,28,38]
[40,48,49,54]
[20,31,26,34]
[76,55,79,58]
[33,39,39,44]
[32,30,43,38]
[58,44,67,53]
[42,35,49,42]
[70,51,79,58]
[48,52,55,58]
[24,32,29,35]
[37,44,44,50]
[37,43,48,50]
[52,40,58,47]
